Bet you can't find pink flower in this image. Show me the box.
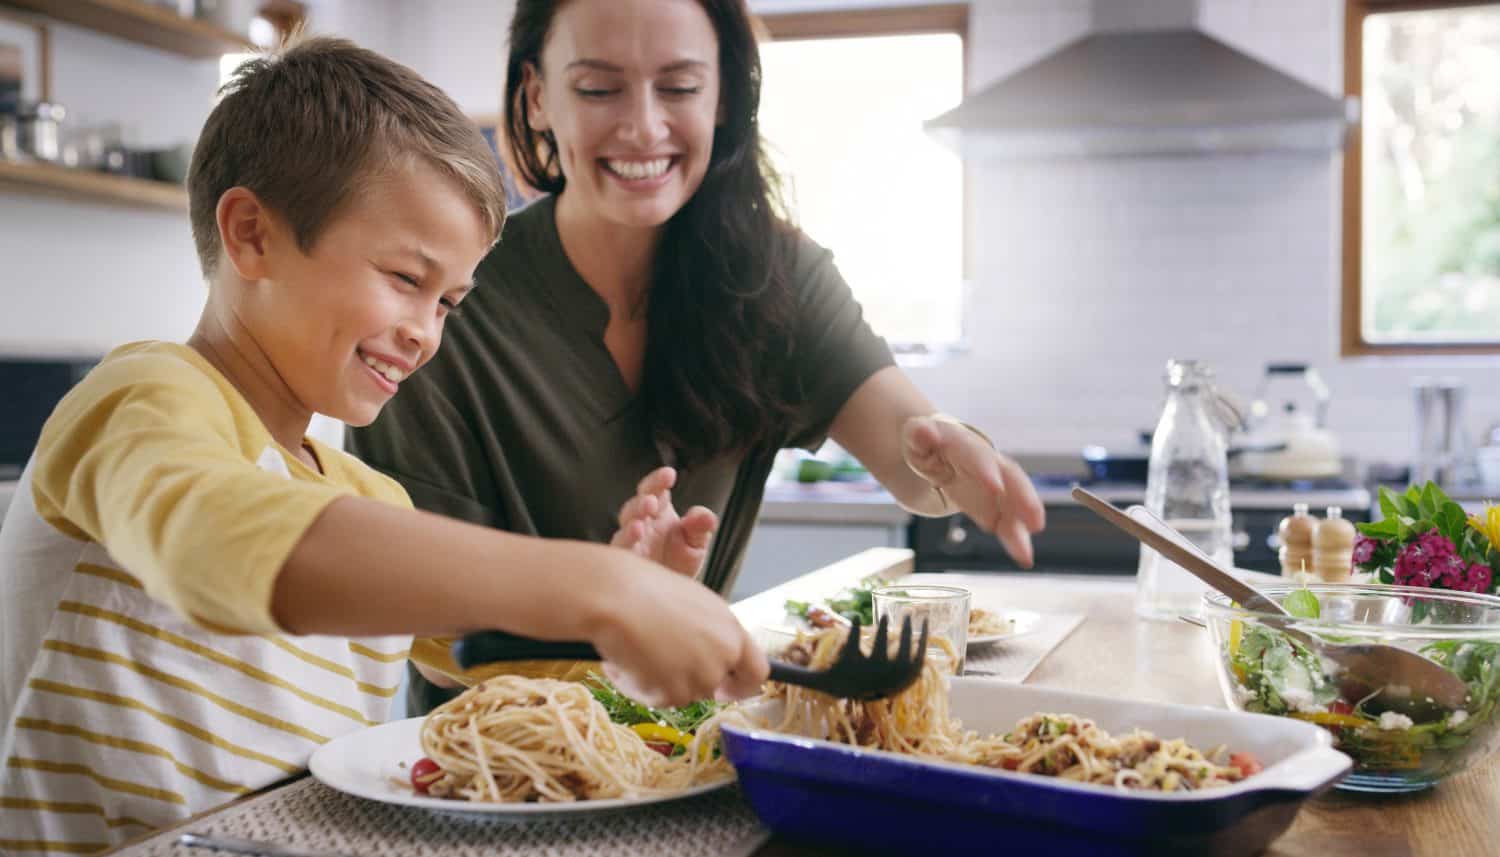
[1352,534,1381,565]
[1466,563,1493,594]
[1439,554,1468,589]
[1393,530,1459,589]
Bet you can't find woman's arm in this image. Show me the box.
[829,366,1045,568]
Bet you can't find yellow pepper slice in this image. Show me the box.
[1289,711,1374,729]
[630,722,693,747]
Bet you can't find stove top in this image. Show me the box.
[1032,474,1356,491]
[1029,473,1370,510]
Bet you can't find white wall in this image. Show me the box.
[305,0,512,116]
[386,0,512,117]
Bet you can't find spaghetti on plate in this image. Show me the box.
[414,676,734,802]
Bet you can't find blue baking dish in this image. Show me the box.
[719,678,1350,857]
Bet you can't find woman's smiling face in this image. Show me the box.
[525,0,721,229]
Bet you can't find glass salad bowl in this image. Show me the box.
[1203,584,1500,793]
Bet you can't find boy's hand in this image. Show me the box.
[592,556,768,708]
[611,467,718,577]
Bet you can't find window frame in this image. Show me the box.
[757,4,971,356]
[1341,0,1500,356]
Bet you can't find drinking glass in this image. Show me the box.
[872,584,971,674]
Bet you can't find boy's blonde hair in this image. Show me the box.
[188,36,507,276]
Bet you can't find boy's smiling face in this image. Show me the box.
[231,158,492,427]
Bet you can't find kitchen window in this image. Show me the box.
[757,5,967,355]
[1343,0,1500,354]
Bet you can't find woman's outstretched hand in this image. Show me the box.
[611,466,719,577]
[900,415,1046,568]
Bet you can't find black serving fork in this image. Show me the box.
[451,614,929,702]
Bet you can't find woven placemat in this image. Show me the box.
[964,610,1085,682]
[112,777,770,857]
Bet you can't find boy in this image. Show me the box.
[0,37,765,853]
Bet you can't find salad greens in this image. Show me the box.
[785,573,888,626]
[1231,625,1338,716]
[1227,592,1500,777]
[584,673,721,734]
[1336,641,1500,771]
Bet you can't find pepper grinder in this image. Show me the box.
[1278,503,1316,577]
[1312,506,1356,582]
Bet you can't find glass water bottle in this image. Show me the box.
[1136,359,1233,621]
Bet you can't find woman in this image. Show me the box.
[348,0,1045,715]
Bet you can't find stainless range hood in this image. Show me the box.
[925,0,1357,158]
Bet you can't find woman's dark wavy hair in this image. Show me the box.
[505,0,797,465]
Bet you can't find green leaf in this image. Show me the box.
[1419,481,1449,521]
[1379,487,1404,521]
[1285,588,1321,619]
[1401,484,1425,516]
[1438,504,1469,544]
[1358,519,1403,539]
[1411,600,1431,623]
[1404,482,1424,504]
[1427,481,1456,509]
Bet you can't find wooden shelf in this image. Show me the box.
[0,160,187,211]
[0,0,254,58]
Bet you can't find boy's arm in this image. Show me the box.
[274,494,767,705]
[273,496,618,639]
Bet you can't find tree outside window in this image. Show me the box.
[1347,1,1500,353]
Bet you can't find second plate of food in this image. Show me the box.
[966,607,1042,646]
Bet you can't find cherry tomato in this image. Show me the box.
[806,606,839,628]
[410,757,442,794]
[1229,751,1264,778]
[645,741,675,757]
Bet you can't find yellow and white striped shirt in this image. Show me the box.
[0,342,412,854]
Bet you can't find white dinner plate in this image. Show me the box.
[966,608,1042,647]
[308,716,732,817]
